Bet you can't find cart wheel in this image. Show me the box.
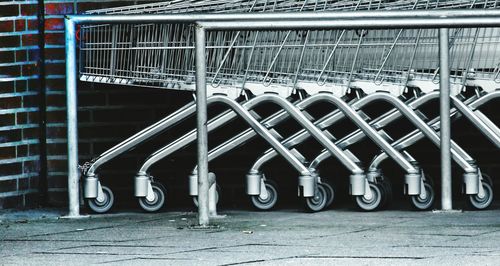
[410,183,435,211]
[468,181,493,210]
[251,181,278,211]
[193,184,220,207]
[138,182,166,212]
[87,186,114,214]
[481,174,493,188]
[379,177,393,208]
[321,181,335,208]
[305,184,328,212]
[355,183,382,211]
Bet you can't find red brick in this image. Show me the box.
[45,48,64,60]
[23,94,38,108]
[0,96,21,109]
[17,145,28,157]
[0,51,15,64]
[0,65,21,77]
[0,179,17,193]
[0,85,15,94]
[0,20,14,32]
[16,50,27,62]
[46,110,65,123]
[47,159,66,172]
[0,5,19,17]
[77,2,103,12]
[21,4,37,16]
[15,19,25,32]
[45,3,73,15]
[48,178,67,191]
[0,114,15,125]
[21,34,38,46]
[45,62,64,75]
[27,19,38,31]
[0,36,20,48]
[47,191,67,206]
[22,127,39,139]
[0,146,16,160]
[15,80,28,92]
[0,162,21,176]
[77,110,91,122]
[44,18,64,31]
[16,112,27,124]
[46,127,66,139]
[0,195,23,209]
[47,143,66,155]
[78,93,107,106]
[46,78,65,92]
[45,33,64,45]
[46,94,65,106]
[22,63,38,76]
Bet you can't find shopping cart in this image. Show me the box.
[78,0,499,213]
[187,0,499,211]
[80,0,423,212]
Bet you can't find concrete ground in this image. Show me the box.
[1,207,500,265]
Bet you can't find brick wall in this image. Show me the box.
[0,0,159,209]
[0,0,42,208]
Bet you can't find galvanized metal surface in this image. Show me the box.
[66,7,500,221]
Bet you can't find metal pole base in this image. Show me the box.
[209,214,227,219]
[432,209,463,214]
[60,214,91,219]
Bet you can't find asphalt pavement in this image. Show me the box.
[1,207,500,265]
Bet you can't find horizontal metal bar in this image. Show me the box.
[67,10,500,29]
[199,17,500,30]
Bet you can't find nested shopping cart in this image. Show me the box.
[79,0,425,212]
[78,0,499,213]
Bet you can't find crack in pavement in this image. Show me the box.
[13,217,167,239]
[99,256,195,264]
[220,254,428,265]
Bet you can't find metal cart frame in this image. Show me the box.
[65,10,500,226]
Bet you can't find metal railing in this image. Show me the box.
[65,10,500,225]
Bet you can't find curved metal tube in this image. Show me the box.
[207,97,357,173]
[336,93,480,163]
[368,114,457,171]
[86,101,198,175]
[198,95,336,167]
[249,92,422,174]
[138,94,310,174]
[469,90,500,107]
[308,92,477,173]
[250,93,422,172]
[368,90,500,171]
[450,96,500,148]
[293,93,418,174]
[143,92,367,174]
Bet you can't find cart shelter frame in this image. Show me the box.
[65,10,500,225]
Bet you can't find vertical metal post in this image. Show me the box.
[195,25,210,226]
[439,28,453,211]
[65,18,80,217]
